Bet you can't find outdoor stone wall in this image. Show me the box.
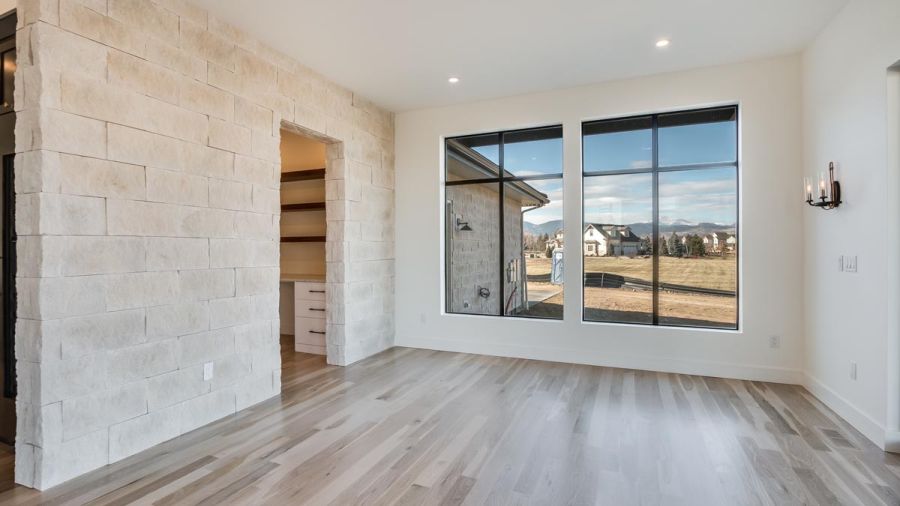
[502,192,525,312]
[446,184,522,315]
[13,0,394,489]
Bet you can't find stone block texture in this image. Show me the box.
[14,0,395,489]
[445,185,524,315]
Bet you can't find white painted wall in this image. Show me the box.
[801,0,900,449]
[395,55,805,383]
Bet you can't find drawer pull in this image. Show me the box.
[308,307,325,312]
[309,330,326,335]
[308,290,325,294]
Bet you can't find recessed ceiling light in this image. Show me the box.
[448,76,460,84]
[656,39,670,48]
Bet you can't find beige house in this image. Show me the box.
[703,231,738,252]
[582,224,642,257]
[547,229,564,251]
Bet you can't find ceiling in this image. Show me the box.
[191,0,848,112]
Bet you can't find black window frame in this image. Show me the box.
[581,105,740,330]
[444,124,564,320]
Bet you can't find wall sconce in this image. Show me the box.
[805,162,842,210]
[456,216,472,231]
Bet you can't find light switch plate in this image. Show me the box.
[203,362,214,381]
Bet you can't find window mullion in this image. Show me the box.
[651,114,660,326]
[498,137,505,317]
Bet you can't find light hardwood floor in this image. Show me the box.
[0,337,899,505]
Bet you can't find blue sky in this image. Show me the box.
[472,137,563,176]
[482,121,737,226]
[579,167,737,226]
[520,179,563,225]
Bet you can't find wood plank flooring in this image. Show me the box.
[0,337,899,505]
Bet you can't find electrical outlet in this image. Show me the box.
[768,335,781,349]
[203,362,214,381]
[849,362,857,380]
[844,255,858,273]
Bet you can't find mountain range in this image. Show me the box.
[523,220,735,237]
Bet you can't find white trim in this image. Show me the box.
[399,337,802,384]
[885,65,900,452]
[803,372,887,450]
[885,431,900,453]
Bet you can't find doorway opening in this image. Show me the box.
[0,7,16,455]
[279,129,329,358]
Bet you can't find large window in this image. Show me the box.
[582,106,738,329]
[445,126,563,319]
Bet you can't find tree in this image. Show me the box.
[524,233,535,251]
[639,236,652,255]
[686,234,706,257]
[659,236,669,256]
[545,244,553,258]
[668,232,684,257]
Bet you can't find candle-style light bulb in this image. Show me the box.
[819,172,827,198]
[804,177,812,201]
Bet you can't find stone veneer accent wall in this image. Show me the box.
[13,0,394,489]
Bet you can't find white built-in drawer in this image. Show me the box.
[295,299,326,319]
[295,343,326,355]
[295,317,326,347]
[295,282,326,302]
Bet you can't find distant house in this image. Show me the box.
[726,234,737,250]
[583,224,641,257]
[547,230,564,251]
[702,232,737,253]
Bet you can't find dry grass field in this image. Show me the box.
[524,288,736,327]
[526,255,736,292]
[522,255,737,326]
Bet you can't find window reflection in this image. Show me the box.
[582,173,653,324]
[503,126,563,177]
[658,107,737,166]
[511,179,563,319]
[658,167,737,328]
[583,117,652,172]
[445,183,500,316]
[582,106,739,329]
[445,127,564,320]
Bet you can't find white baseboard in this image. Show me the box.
[398,336,803,384]
[885,431,900,453]
[802,372,886,450]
